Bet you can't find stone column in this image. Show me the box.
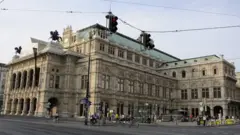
[210,106,214,116]
[15,100,21,115]
[111,99,117,113]
[134,102,139,116]
[21,100,27,115]
[28,99,34,116]
[124,100,128,115]
[20,72,24,89]
[222,104,227,118]
[26,71,30,88]
[10,100,15,115]
[32,71,36,88]
[15,74,19,90]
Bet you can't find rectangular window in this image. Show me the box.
[149,60,153,67]
[163,87,166,98]
[79,45,82,53]
[72,35,76,42]
[155,62,160,68]
[202,88,209,98]
[127,51,133,61]
[100,43,105,51]
[191,89,198,99]
[213,87,221,98]
[118,49,124,58]
[129,80,134,93]
[49,75,54,88]
[81,75,88,89]
[181,89,188,100]
[101,74,110,89]
[55,75,60,89]
[118,78,124,91]
[135,55,140,63]
[148,84,152,96]
[139,83,144,94]
[142,57,147,65]
[155,86,160,97]
[108,46,115,55]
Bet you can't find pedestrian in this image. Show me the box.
[203,115,206,126]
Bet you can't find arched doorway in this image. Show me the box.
[48,97,58,116]
[7,99,13,114]
[13,99,18,114]
[19,98,24,114]
[214,106,223,117]
[33,98,37,113]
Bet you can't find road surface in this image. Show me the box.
[0,117,239,135]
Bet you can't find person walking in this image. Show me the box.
[203,115,207,126]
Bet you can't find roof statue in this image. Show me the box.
[49,30,62,43]
[14,46,22,55]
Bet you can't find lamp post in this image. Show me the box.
[84,31,93,125]
[33,47,37,87]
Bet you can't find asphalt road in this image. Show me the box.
[0,116,239,135]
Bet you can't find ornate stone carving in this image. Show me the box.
[213,80,220,86]
[191,82,197,88]
[117,69,124,77]
[78,66,87,74]
[139,74,145,81]
[163,80,168,86]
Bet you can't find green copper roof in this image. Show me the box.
[77,24,180,62]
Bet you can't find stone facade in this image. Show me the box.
[3,24,240,118]
[0,63,7,111]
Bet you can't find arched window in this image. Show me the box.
[28,69,34,87]
[17,72,21,88]
[172,72,176,78]
[11,73,16,89]
[55,75,60,89]
[182,70,186,78]
[192,69,195,77]
[213,68,217,75]
[22,71,27,88]
[202,69,206,76]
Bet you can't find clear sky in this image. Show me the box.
[0,0,240,70]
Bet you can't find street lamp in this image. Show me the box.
[33,47,37,87]
[84,31,93,126]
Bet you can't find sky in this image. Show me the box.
[0,0,240,70]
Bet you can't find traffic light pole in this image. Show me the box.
[84,32,92,126]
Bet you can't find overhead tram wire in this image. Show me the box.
[0,0,4,5]
[1,7,240,34]
[102,0,240,19]
[117,17,240,33]
[118,17,144,32]
[0,8,108,14]
[146,25,240,33]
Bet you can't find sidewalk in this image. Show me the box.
[156,122,198,127]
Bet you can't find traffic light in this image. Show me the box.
[141,32,155,50]
[145,34,151,45]
[106,14,118,33]
[110,16,118,33]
